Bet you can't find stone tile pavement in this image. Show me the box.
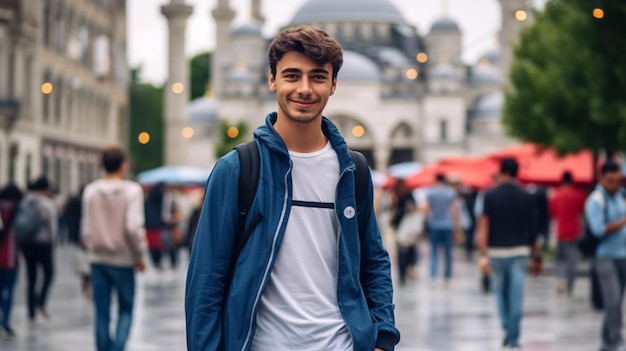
[0,245,618,350]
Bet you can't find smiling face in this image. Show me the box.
[269,51,337,125]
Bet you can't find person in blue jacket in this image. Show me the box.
[185,25,400,351]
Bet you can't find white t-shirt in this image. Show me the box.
[251,142,353,351]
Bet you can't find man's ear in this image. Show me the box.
[268,70,276,92]
[330,78,337,95]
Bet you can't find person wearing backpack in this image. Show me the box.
[584,161,626,351]
[18,176,57,323]
[185,26,399,351]
[0,184,23,337]
[81,146,147,351]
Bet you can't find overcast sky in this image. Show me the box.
[128,0,547,85]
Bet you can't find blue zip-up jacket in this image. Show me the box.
[185,113,400,351]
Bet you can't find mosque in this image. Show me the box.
[163,0,533,170]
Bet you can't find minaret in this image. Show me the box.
[161,0,193,166]
[251,0,265,25]
[499,0,532,82]
[212,0,236,98]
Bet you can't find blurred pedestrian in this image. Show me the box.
[390,178,420,285]
[0,184,23,337]
[478,158,541,350]
[185,25,399,351]
[144,183,166,270]
[584,161,626,351]
[63,186,91,298]
[81,146,147,351]
[549,171,585,296]
[18,176,57,323]
[422,173,460,287]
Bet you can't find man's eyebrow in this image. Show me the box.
[280,68,301,74]
[279,68,330,75]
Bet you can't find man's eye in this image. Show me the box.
[285,74,298,79]
[313,75,327,80]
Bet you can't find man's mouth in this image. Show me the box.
[291,99,316,108]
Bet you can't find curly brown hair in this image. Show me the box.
[268,25,343,79]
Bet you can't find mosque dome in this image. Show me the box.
[430,17,460,34]
[290,0,405,25]
[470,64,502,85]
[338,50,381,83]
[430,63,457,80]
[468,91,503,120]
[481,48,502,66]
[232,21,262,37]
[188,95,219,125]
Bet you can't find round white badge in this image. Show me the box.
[343,206,356,219]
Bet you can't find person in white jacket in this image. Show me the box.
[81,146,147,351]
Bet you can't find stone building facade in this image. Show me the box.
[0,0,128,194]
[179,0,532,170]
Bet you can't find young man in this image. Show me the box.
[81,147,147,351]
[185,26,400,351]
[478,158,541,350]
[585,161,626,351]
[549,171,586,296]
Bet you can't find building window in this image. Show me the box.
[42,154,50,179]
[55,6,65,52]
[440,120,448,142]
[8,143,18,183]
[44,0,52,47]
[55,78,63,125]
[25,153,32,184]
[23,56,33,109]
[55,156,62,192]
[42,71,52,123]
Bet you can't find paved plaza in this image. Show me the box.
[0,245,617,351]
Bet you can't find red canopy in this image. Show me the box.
[487,143,593,186]
[406,157,498,190]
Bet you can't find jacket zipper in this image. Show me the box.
[240,161,293,351]
[333,167,356,342]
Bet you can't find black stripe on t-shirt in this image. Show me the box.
[292,200,335,209]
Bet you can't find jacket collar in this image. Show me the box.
[254,112,355,172]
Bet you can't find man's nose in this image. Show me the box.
[296,77,312,94]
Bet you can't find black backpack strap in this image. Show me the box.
[349,150,370,214]
[227,140,262,290]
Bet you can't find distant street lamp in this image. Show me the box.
[41,82,53,94]
[138,132,150,144]
[593,8,604,19]
[227,126,239,138]
[515,10,528,21]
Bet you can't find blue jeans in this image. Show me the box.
[0,269,17,327]
[429,229,453,280]
[489,256,528,348]
[91,264,135,351]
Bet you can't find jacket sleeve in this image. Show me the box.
[126,184,147,263]
[358,177,401,351]
[185,153,240,351]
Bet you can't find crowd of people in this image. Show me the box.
[383,158,626,351]
[0,24,624,351]
[0,148,203,350]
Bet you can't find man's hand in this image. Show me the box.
[529,256,542,277]
[135,260,146,273]
[478,255,490,275]
[375,348,385,351]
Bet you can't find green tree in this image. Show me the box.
[189,52,212,100]
[128,67,164,173]
[503,0,626,156]
[215,119,250,158]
